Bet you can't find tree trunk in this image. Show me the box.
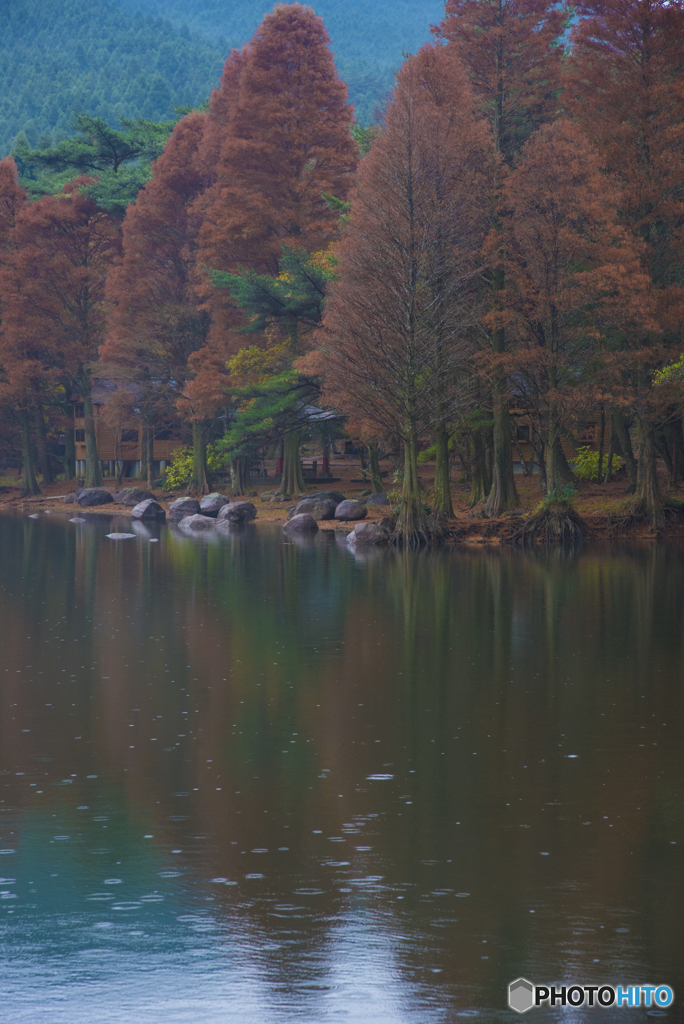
[82,386,102,488]
[33,407,53,484]
[188,421,209,496]
[230,456,248,495]
[597,405,605,483]
[669,420,682,488]
[485,273,518,516]
[367,444,384,494]
[547,406,574,494]
[604,434,616,483]
[432,425,454,517]
[19,408,41,496]
[63,405,76,480]
[281,430,305,496]
[612,408,637,491]
[142,424,155,489]
[636,413,664,529]
[469,429,490,507]
[395,430,427,545]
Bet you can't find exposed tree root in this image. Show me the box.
[516,498,584,545]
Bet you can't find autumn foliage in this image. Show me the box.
[1,1,684,532]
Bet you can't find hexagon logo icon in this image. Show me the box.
[509,978,535,1013]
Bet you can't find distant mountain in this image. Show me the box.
[1,0,444,157]
[115,0,445,121]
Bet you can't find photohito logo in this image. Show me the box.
[508,978,674,1013]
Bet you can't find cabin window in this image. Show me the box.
[75,430,85,443]
[154,427,181,441]
[74,404,84,418]
[121,429,139,444]
[516,425,530,441]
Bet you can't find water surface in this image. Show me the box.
[0,513,682,1021]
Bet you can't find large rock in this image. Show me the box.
[283,513,319,535]
[346,522,390,547]
[76,488,114,507]
[315,490,346,505]
[287,498,337,521]
[217,501,257,525]
[178,513,215,531]
[131,498,166,521]
[334,499,367,521]
[114,487,154,506]
[366,492,390,506]
[199,492,229,517]
[63,490,82,505]
[168,496,201,521]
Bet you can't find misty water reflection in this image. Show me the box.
[0,513,682,1022]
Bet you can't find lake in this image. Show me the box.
[0,511,682,1022]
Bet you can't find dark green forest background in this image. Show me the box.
[1,0,443,157]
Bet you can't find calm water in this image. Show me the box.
[0,512,682,1022]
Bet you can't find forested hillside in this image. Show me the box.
[0,1,224,156]
[0,0,442,156]
[115,0,444,122]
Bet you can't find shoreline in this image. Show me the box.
[3,483,683,544]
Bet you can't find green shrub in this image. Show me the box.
[164,444,230,490]
[573,445,623,481]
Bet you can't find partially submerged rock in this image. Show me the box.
[77,488,114,507]
[178,513,215,531]
[283,513,319,535]
[168,496,200,521]
[334,499,367,521]
[131,498,166,521]
[199,492,229,517]
[217,501,257,525]
[346,522,390,547]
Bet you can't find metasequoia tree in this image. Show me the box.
[435,0,567,516]
[497,119,651,493]
[313,45,494,544]
[197,3,357,495]
[566,0,684,527]
[0,158,39,494]
[2,177,119,488]
[103,113,214,493]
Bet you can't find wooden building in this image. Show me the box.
[71,384,181,479]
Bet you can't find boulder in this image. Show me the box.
[63,491,81,504]
[366,492,390,506]
[283,513,319,535]
[334,499,367,521]
[114,487,154,506]
[168,496,201,521]
[131,498,166,521]
[217,501,257,525]
[315,490,346,505]
[288,498,337,521]
[76,488,114,507]
[199,492,229,517]
[178,513,215,531]
[346,522,390,547]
